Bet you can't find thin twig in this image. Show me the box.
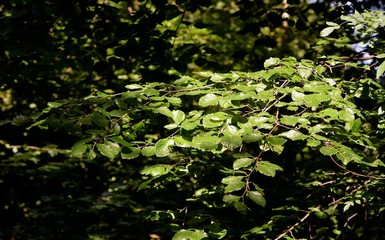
[275,210,312,240]
[330,156,385,180]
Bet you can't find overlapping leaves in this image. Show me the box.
[33,56,385,239]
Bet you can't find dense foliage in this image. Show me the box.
[1,1,385,239]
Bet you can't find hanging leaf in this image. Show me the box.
[234,202,249,212]
[223,194,241,203]
[247,191,266,207]
[71,138,92,157]
[155,106,173,118]
[233,158,254,170]
[376,60,385,79]
[319,145,338,156]
[266,136,287,146]
[121,146,140,159]
[97,141,121,158]
[92,112,109,128]
[257,161,283,177]
[320,26,339,37]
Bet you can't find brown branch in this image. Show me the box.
[275,210,313,240]
[330,156,385,180]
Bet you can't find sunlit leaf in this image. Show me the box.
[247,191,266,207]
[221,134,242,150]
[97,141,121,158]
[376,60,385,79]
[233,158,254,170]
[141,146,156,157]
[172,110,185,125]
[320,26,338,37]
[223,194,241,203]
[140,164,172,177]
[199,93,219,107]
[319,145,338,156]
[121,146,140,159]
[257,161,283,177]
[266,136,287,146]
[172,230,208,240]
[155,138,174,157]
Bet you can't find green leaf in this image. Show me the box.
[243,131,264,143]
[279,130,308,141]
[247,191,266,207]
[207,224,227,239]
[303,94,321,107]
[181,121,198,130]
[224,181,245,193]
[172,230,208,240]
[233,158,254,170]
[125,84,143,90]
[221,134,242,150]
[155,106,173,118]
[234,202,249,212]
[174,136,192,148]
[92,112,109,128]
[264,58,280,68]
[140,164,171,177]
[280,116,300,126]
[172,110,185,125]
[339,108,355,122]
[97,141,121,158]
[221,176,244,184]
[166,97,182,106]
[266,136,287,146]
[257,161,283,177]
[376,60,385,79]
[223,194,241,203]
[155,138,174,157]
[291,90,305,102]
[143,88,159,96]
[202,112,227,128]
[320,26,338,37]
[141,146,156,157]
[87,149,97,160]
[199,93,219,107]
[307,139,321,147]
[121,146,140,159]
[192,133,221,150]
[351,118,362,133]
[164,123,179,130]
[319,145,338,156]
[71,138,92,157]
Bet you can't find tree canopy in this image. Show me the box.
[1,1,385,239]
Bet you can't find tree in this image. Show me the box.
[1,1,385,239]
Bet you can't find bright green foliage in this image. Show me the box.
[31,48,385,238]
[2,2,385,240]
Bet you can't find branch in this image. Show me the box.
[330,156,385,180]
[275,210,312,240]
